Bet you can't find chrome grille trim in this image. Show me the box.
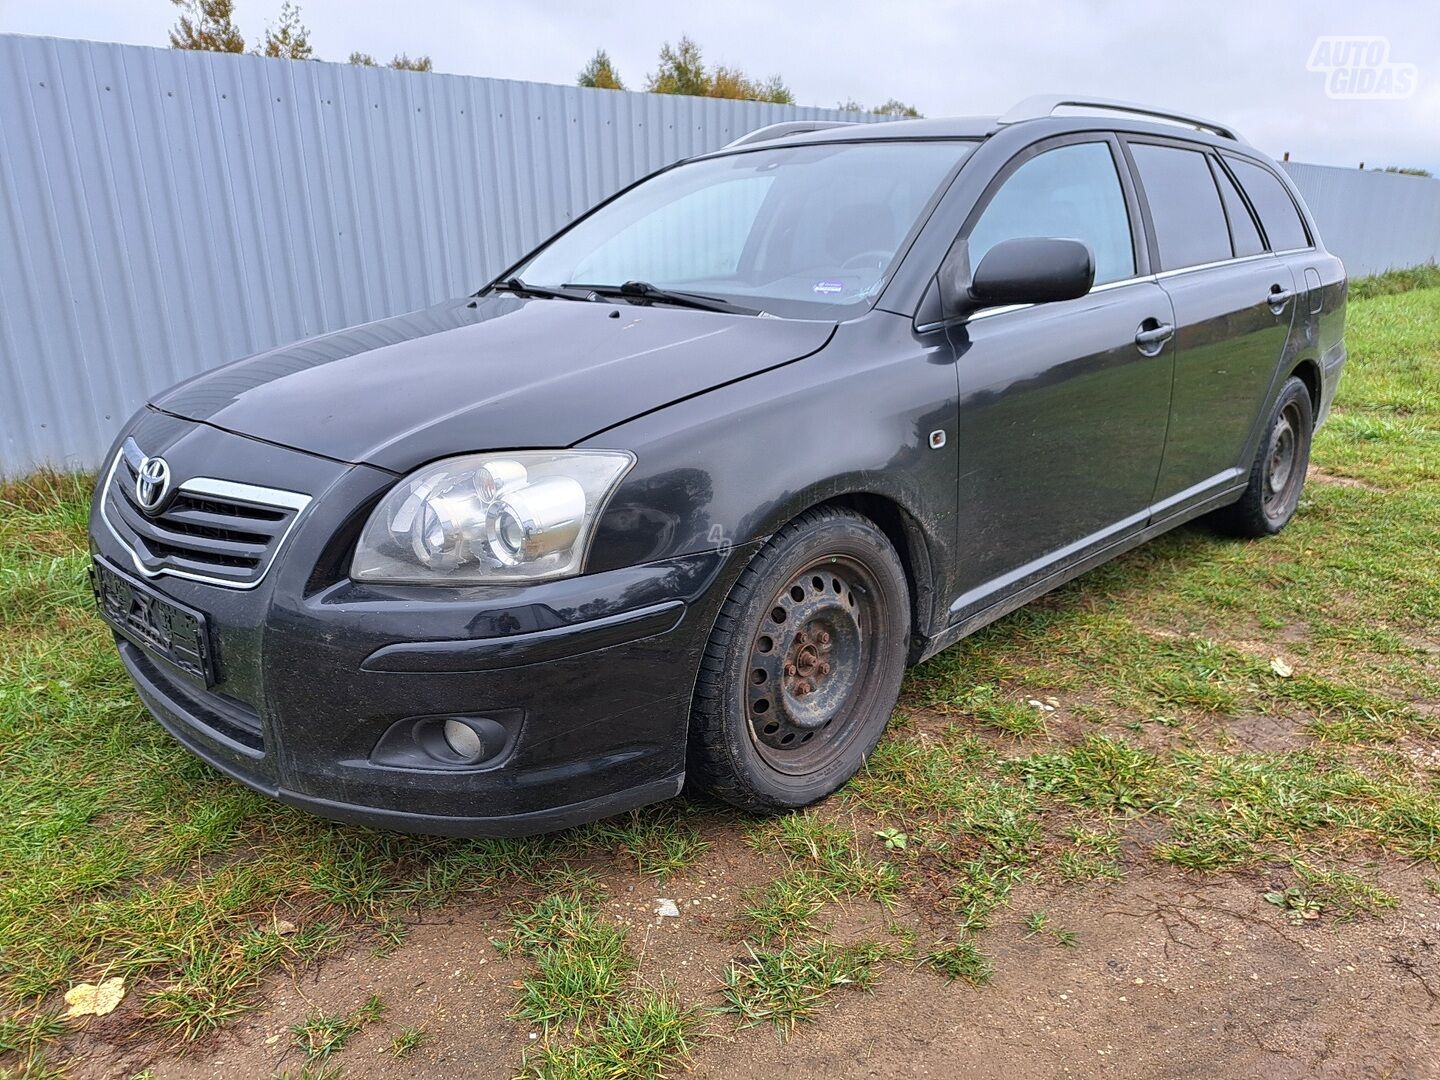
[99,444,313,590]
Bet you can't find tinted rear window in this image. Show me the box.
[1211,160,1265,257]
[1228,158,1311,251]
[1130,144,1231,270]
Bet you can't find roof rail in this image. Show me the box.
[723,120,856,149]
[997,94,1247,144]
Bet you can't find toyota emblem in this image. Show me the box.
[135,456,171,513]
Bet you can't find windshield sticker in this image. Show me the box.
[812,280,845,295]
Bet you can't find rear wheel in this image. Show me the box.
[687,506,909,812]
[1211,375,1314,537]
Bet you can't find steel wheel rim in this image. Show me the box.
[744,555,882,776]
[1264,401,1305,520]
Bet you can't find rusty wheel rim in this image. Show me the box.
[745,555,879,775]
[1264,400,1305,521]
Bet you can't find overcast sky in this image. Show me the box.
[2,0,1436,172]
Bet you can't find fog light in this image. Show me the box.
[442,718,486,761]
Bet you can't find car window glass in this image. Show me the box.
[1228,158,1311,251]
[967,142,1135,286]
[521,141,973,317]
[1211,160,1265,257]
[571,176,774,284]
[1130,143,1231,270]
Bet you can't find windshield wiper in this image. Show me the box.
[487,277,593,302]
[562,280,760,316]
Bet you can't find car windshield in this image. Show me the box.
[516,140,974,318]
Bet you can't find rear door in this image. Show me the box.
[1223,155,1346,420]
[944,135,1176,616]
[1124,138,1297,514]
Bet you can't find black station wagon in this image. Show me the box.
[90,95,1347,835]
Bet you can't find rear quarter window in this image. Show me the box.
[1211,160,1265,258]
[1129,143,1231,271]
[1227,158,1311,251]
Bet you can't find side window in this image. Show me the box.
[1227,158,1311,251]
[1129,144,1231,270]
[1210,159,1265,257]
[967,142,1135,286]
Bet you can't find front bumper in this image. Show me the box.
[91,409,752,836]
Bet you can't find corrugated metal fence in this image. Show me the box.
[2,34,1438,475]
[1282,161,1440,280]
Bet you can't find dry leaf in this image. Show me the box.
[1270,657,1294,678]
[64,976,125,1017]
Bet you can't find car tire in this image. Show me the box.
[1211,375,1314,538]
[687,505,910,813]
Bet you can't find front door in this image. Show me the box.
[944,137,1175,618]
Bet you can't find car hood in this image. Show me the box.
[153,296,836,472]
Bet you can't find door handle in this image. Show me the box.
[1134,321,1174,355]
[1267,286,1295,310]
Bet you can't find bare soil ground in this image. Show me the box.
[65,835,1440,1079]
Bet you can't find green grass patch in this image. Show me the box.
[291,993,385,1059]
[720,941,886,1036]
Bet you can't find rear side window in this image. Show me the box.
[967,142,1135,286]
[1129,144,1231,270]
[1211,160,1265,257]
[1227,158,1311,251]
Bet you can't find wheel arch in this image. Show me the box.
[1289,357,1322,424]
[755,489,939,665]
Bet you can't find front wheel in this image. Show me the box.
[1211,376,1314,538]
[687,506,910,813]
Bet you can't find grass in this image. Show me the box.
[389,1024,427,1057]
[1,281,1439,1075]
[1348,262,1440,301]
[502,889,701,1075]
[719,941,886,1036]
[291,994,385,1058]
[922,940,992,986]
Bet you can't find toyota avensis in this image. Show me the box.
[90,96,1346,835]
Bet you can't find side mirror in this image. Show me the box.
[940,237,1096,319]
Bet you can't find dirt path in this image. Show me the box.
[72,853,1440,1079]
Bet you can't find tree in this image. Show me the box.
[1382,166,1434,178]
[578,49,624,90]
[389,53,433,72]
[647,37,709,96]
[349,50,432,71]
[872,98,922,118]
[260,0,311,60]
[838,98,923,117]
[645,37,792,104]
[169,0,245,53]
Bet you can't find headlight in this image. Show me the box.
[351,450,634,583]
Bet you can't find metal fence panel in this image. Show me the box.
[3,34,1438,475]
[1283,162,1440,279]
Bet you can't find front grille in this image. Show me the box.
[101,439,311,588]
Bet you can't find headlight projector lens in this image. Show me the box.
[486,476,586,565]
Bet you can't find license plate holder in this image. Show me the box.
[91,558,214,687]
